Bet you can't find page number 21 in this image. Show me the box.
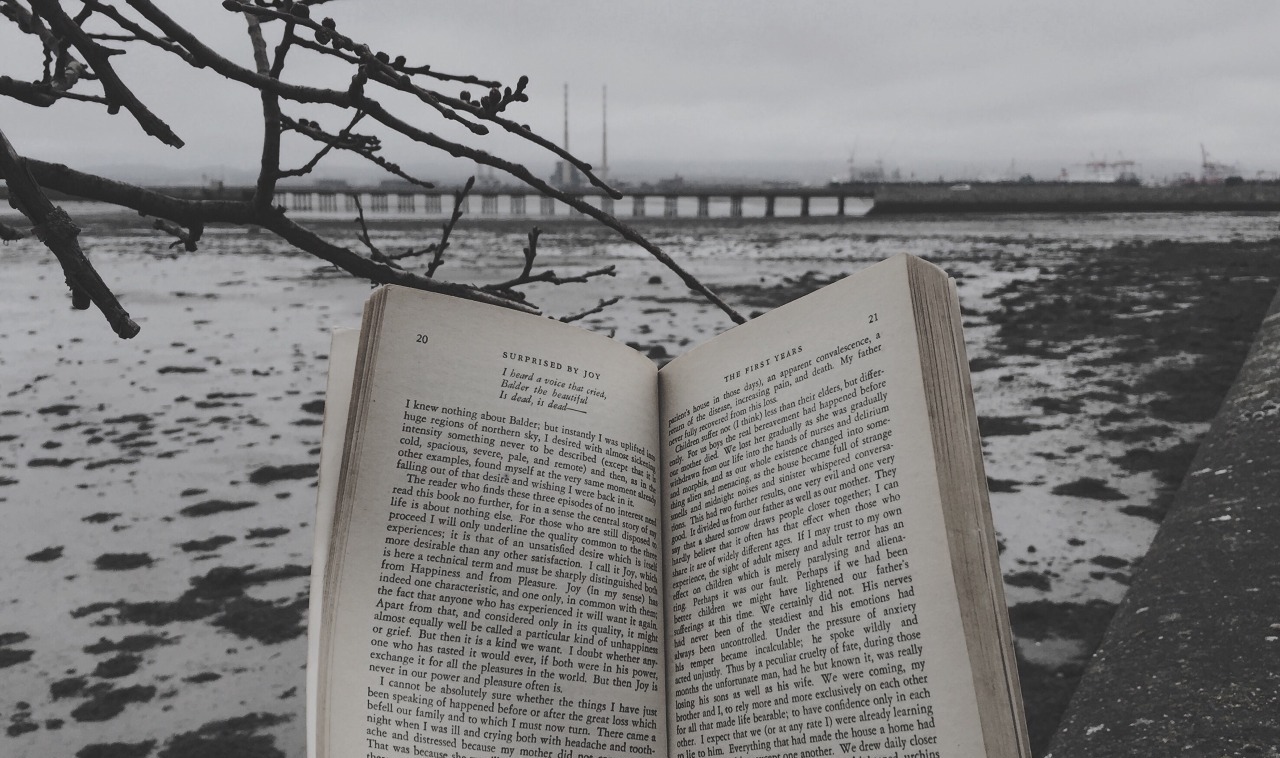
[868,312,878,324]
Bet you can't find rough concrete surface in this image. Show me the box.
[1047,287,1280,758]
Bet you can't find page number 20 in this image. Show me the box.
[868,312,878,324]
[415,334,429,344]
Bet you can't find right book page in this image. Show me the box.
[659,254,1026,758]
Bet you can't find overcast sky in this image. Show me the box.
[3,1,1279,183]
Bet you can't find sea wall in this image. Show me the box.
[1046,285,1280,756]
[869,183,1280,214]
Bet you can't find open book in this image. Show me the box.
[309,253,1030,758]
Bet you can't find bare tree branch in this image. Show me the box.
[277,110,366,179]
[79,0,197,64]
[150,218,201,251]
[0,126,139,337]
[2,2,747,336]
[28,0,183,147]
[0,66,100,107]
[0,75,60,106]
[352,97,745,323]
[256,211,540,313]
[228,3,501,87]
[245,12,282,212]
[485,265,617,295]
[518,227,541,281]
[421,177,472,277]
[349,193,394,267]
[225,2,494,136]
[126,0,353,107]
[282,115,433,189]
[1,0,57,48]
[19,157,257,226]
[9,155,535,313]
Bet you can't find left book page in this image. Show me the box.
[313,286,666,758]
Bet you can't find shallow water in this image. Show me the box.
[1,208,1276,756]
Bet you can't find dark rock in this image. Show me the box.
[51,676,88,700]
[26,545,64,562]
[82,512,121,524]
[247,464,318,485]
[93,553,154,571]
[156,712,290,758]
[70,684,156,722]
[1051,477,1125,501]
[180,500,257,517]
[92,654,141,679]
[75,741,156,758]
[987,477,1022,493]
[1005,571,1052,592]
[1089,555,1129,570]
[979,415,1041,436]
[0,648,34,668]
[179,536,236,553]
[183,672,222,684]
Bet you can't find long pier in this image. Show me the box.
[9,182,878,219]
[7,181,1280,216]
[266,182,879,218]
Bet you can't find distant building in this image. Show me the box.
[1061,157,1141,185]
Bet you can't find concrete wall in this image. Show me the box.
[1046,286,1280,757]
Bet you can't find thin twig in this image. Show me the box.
[423,177,471,277]
[519,227,540,280]
[228,2,500,87]
[150,218,201,251]
[282,116,433,189]
[277,110,365,178]
[80,0,196,64]
[126,0,348,108]
[349,193,394,266]
[0,219,28,240]
[561,298,620,324]
[484,265,617,293]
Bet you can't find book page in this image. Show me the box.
[308,328,361,758]
[659,255,987,758]
[318,287,666,758]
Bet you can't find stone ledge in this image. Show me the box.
[1047,287,1280,757]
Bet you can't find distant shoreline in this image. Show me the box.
[869,182,1280,214]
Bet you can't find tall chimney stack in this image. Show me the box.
[601,84,608,181]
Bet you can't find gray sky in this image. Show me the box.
[3,1,1279,183]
